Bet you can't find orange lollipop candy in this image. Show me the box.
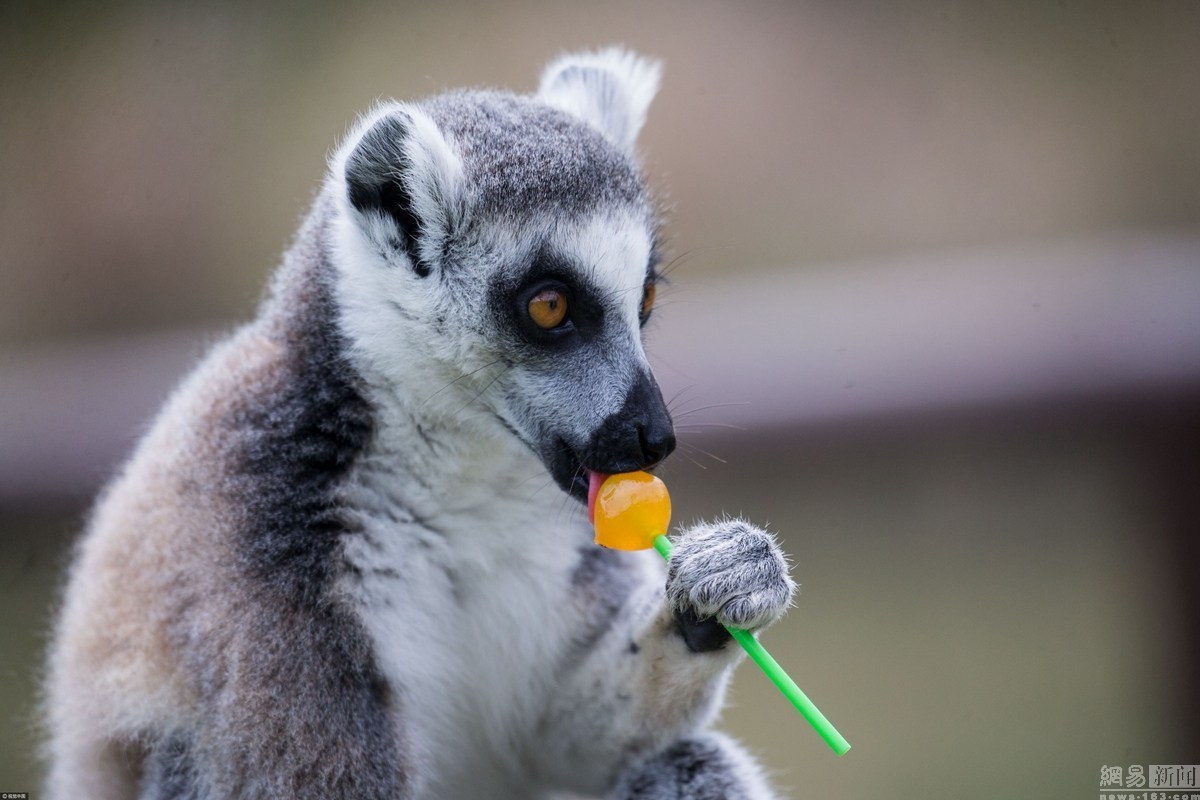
[592,471,671,551]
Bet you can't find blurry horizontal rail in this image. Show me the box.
[3,233,1199,504]
[649,233,1200,429]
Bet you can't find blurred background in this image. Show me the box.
[2,1,1199,796]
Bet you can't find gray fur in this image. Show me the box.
[139,735,200,800]
[609,733,776,800]
[667,519,796,631]
[426,91,648,220]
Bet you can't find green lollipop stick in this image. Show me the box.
[652,533,851,756]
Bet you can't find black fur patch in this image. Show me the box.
[195,196,411,797]
[231,253,374,607]
[345,114,431,276]
[490,244,608,352]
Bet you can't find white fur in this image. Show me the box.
[327,115,749,794]
[538,47,662,151]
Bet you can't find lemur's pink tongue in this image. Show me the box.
[587,470,608,524]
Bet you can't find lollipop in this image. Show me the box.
[590,470,851,756]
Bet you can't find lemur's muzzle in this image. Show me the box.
[584,369,676,474]
[545,369,675,505]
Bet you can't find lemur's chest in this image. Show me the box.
[338,458,601,792]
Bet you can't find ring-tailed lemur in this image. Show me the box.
[44,49,796,799]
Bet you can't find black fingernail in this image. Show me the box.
[674,606,731,652]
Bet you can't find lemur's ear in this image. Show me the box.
[537,48,661,152]
[340,104,463,277]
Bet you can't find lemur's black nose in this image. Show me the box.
[588,370,676,472]
[637,403,676,467]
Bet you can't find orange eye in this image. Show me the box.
[640,280,657,321]
[528,288,569,329]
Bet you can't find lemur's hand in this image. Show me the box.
[665,519,795,652]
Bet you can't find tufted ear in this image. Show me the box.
[537,47,661,152]
[339,104,463,277]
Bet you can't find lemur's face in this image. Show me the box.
[473,208,674,502]
[334,56,673,504]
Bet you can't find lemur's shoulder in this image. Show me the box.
[49,191,370,744]
[50,196,410,795]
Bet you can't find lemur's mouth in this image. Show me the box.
[549,423,673,513]
[565,462,603,505]
[562,457,609,518]
[586,470,608,523]
[552,442,595,508]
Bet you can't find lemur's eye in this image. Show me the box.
[528,288,569,329]
[640,280,657,323]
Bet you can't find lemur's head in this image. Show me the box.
[330,49,674,504]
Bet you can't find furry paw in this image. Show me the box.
[609,733,777,800]
[666,518,794,640]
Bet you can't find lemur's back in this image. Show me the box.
[45,51,794,800]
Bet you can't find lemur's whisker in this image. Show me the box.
[664,383,700,409]
[673,447,710,471]
[676,440,728,464]
[657,247,705,279]
[450,364,510,417]
[668,400,750,420]
[674,422,747,432]
[417,358,505,409]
